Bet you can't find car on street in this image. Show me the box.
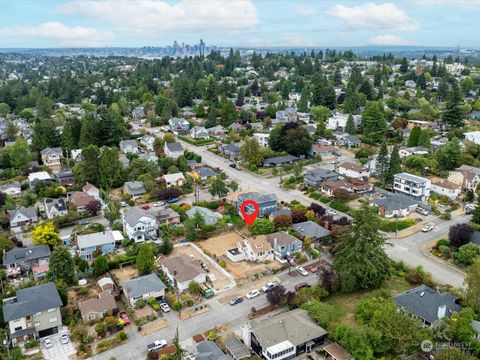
[246,289,260,299]
[78,219,90,226]
[119,311,130,325]
[295,282,311,291]
[326,209,337,216]
[262,282,277,292]
[147,339,168,352]
[120,201,127,207]
[229,162,237,168]
[43,337,53,349]
[160,303,171,313]
[229,296,244,305]
[422,224,435,232]
[167,197,179,203]
[416,207,430,216]
[296,266,309,276]
[309,266,318,273]
[154,202,165,207]
[466,204,476,214]
[140,204,151,210]
[61,334,70,344]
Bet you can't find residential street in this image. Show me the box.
[92,264,321,360]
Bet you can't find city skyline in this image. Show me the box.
[0,0,479,48]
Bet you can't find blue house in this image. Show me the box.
[77,230,124,260]
[236,192,277,217]
[266,231,303,259]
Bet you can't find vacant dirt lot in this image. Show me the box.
[112,265,138,282]
[197,231,282,280]
[173,244,231,291]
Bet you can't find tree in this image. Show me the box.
[210,176,228,198]
[32,222,61,247]
[98,147,124,189]
[164,133,176,143]
[136,243,155,275]
[249,219,275,235]
[345,114,356,134]
[449,223,472,248]
[284,126,313,156]
[311,105,330,122]
[436,137,462,171]
[104,201,121,225]
[386,144,401,184]
[266,285,286,305]
[172,327,185,360]
[377,142,389,184]
[92,256,109,276]
[465,258,480,313]
[229,180,239,192]
[418,129,431,148]
[362,101,386,143]
[8,139,31,172]
[400,57,408,73]
[344,82,361,114]
[435,348,476,360]
[334,202,391,292]
[0,235,14,255]
[454,243,480,266]
[273,214,292,229]
[240,138,263,166]
[407,126,421,147]
[334,324,376,360]
[184,219,198,241]
[48,245,76,284]
[442,83,464,128]
[85,200,101,215]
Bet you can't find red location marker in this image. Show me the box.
[240,200,259,227]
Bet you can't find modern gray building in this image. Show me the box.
[237,192,277,218]
[303,168,339,188]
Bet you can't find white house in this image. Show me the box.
[399,146,429,158]
[28,171,51,188]
[139,135,155,151]
[44,198,68,219]
[253,133,270,148]
[119,140,139,154]
[227,236,274,263]
[393,172,431,202]
[337,162,369,179]
[163,173,186,187]
[465,131,480,145]
[190,126,210,139]
[431,179,461,200]
[121,273,167,306]
[164,142,184,159]
[160,254,208,292]
[0,182,21,197]
[327,112,361,131]
[122,207,158,243]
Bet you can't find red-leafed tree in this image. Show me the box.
[85,200,101,215]
[291,210,307,224]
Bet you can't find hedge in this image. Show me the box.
[329,200,350,213]
[379,218,416,232]
[108,255,137,270]
[178,135,214,146]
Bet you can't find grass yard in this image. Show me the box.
[325,276,412,329]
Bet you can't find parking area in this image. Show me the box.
[41,329,75,360]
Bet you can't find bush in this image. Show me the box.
[115,331,128,343]
[207,331,219,341]
[218,259,227,268]
[454,243,480,266]
[108,255,137,270]
[25,339,40,349]
[97,339,112,352]
[76,286,89,295]
[95,322,106,336]
[379,218,416,232]
[438,245,451,255]
[437,239,450,247]
[172,300,182,311]
[188,281,201,294]
[135,299,146,309]
[319,196,331,203]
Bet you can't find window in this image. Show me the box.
[49,317,58,323]
[47,308,56,313]
[34,322,40,327]
[14,326,23,331]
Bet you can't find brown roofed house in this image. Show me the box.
[69,191,96,212]
[160,254,207,292]
[78,291,117,322]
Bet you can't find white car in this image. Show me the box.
[422,224,434,232]
[246,289,260,299]
[120,201,127,207]
[326,209,337,216]
[61,334,70,344]
[154,202,165,207]
[160,303,171,313]
[43,337,53,349]
[296,266,309,276]
[262,282,277,292]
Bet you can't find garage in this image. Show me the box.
[38,326,58,338]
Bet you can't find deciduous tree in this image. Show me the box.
[32,222,61,247]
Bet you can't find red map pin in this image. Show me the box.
[240,200,259,227]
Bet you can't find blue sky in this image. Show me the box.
[0,0,479,48]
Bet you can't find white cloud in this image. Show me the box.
[58,0,258,35]
[412,0,480,9]
[294,5,317,16]
[327,3,420,31]
[369,34,412,46]
[1,22,114,46]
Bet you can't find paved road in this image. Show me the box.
[92,265,321,360]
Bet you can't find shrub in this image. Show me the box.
[135,299,146,309]
[115,331,128,343]
[188,281,201,294]
[438,245,451,255]
[172,300,182,311]
[95,322,106,336]
[437,239,450,247]
[25,339,40,349]
[76,287,89,295]
[207,331,219,341]
[206,201,220,210]
[96,339,112,352]
[218,259,227,268]
[454,243,480,266]
[329,200,350,213]
[379,218,416,232]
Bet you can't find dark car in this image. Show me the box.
[295,282,311,291]
[229,296,243,306]
[167,197,179,203]
[229,163,237,168]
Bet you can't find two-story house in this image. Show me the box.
[163,173,186,187]
[393,172,431,202]
[119,139,139,154]
[431,179,461,200]
[169,117,190,133]
[44,198,68,219]
[28,171,52,188]
[3,282,63,345]
[448,165,480,193]
[164,142,184,159]
[68,191,97,213]
[40,147,63,168]
[267,231,303,260]
[160,254,207,292]
[9,207,38,228]
[337,162,370,179]
[237,192,277,218]
[0,181,22,197]
[236,236,275,263]
[253,133,270,148]
[303,168,339,188]
[123,181,146,199]
[77,230,124,260]
[190,126,210,139]
[2,245,51,279]
[139,134,155,151]
[122,207,158,243]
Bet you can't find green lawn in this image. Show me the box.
[325,276,412,328]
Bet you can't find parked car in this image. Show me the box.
[296,266,309,276]
[78,219,90,226]
[229,162,237,168]
[309,266,318,273]
[160,303,171,313]
[416,207,430,216]
[246,289,260,299]
[141,204,151,210]
[229,296,243,305]
[326,209,337,216]
[295,282,311,291]
[119,311,130,325]
[147,340,168,352]
[262,282,278,292]
[43,337,53,349]
[422,224,434,232]
[120,201,127,207]
[154,202,165,207]
[167,197,179,203]
[466,204,476,215]
[60,334,70,344]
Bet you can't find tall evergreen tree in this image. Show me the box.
[361,101,386,143]
[345,114,356,134]
[407,126,421,147]
[297,86,309,112]
[442,82,463,128]
[321,85,336,110]
[98,147,124,189]
[61,121,75,155]
[344,82,361,114]
[377,142,389,184]
[334,202,391,292]
[386,144,401,184]
[417,129,431,148]
[399,57,408,73]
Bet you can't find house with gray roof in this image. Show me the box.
[187,206,222,225]
[372,188,428,218]
[292,221,330,241]
[224,336,250,360]
[77,230,124,260]
[393,285,463,327]
[3,282,63,344]
[168,117,190,133]
[219,143,241,159]
[195,167,218,180]
[0,181,21,197]
[2,245,50,279]
[237,192,277,217]
[122,207,158,243]
[190,125,210,139]
[9,207,37,228]
[164,141,184,159]
[241,308,328,359]
[336,134,361,148]
[123,181,146,198]
[266,231,303,259]
[139,134,155,150]
[121,273,166,306]
[196,341,233,360]
[44,197,68,219]
[119,139,139,154]
[40,147,63,168]
[263,155,300,168]
[304,168,339,188]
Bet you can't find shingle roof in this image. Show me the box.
[161,254,204,282]
[237,192,277,204]
[123,181,146,196]
[77,230,123,250]
[393,285,463,324]
[292,221,330,239]
[9,207,37,221]
[196,341,232,360]
[266,231,299,246]
[165,142,184,152]
[123,207,155,227]
[121,273,166,299]
[78,291,117,318]
[263,155,300,166]
[3,245,50,265]
[3,282,63,322]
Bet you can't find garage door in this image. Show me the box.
[38,326,58,338]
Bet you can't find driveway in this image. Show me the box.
[41,330,75,360]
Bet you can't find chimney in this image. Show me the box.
[437,304,447,320]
